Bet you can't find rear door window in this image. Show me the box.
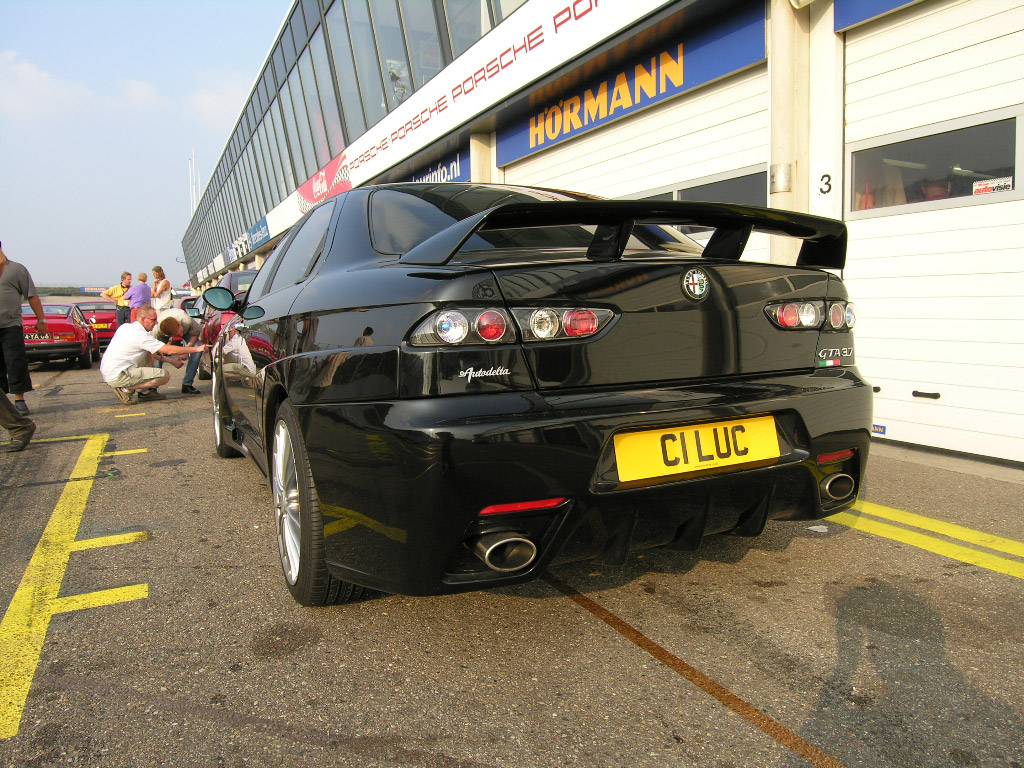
[267,201,336,293]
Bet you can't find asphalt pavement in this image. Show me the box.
[1,362,1022,768]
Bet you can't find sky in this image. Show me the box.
[0,0,289,288]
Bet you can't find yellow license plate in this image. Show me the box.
[614,415,780,482]
[93,323,110,329]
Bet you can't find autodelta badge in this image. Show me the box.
[682,268,710,301]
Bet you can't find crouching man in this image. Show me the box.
[100,304,207,404]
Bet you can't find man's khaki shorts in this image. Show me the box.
[107,366,166,389]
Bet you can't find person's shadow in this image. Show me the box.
[786,581,1024,767]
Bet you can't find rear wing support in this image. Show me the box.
[398,200,847,269]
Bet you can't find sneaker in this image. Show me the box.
[180,385,201,395]
[5,422,36,452]
[14,400,29,415]
[113,387,134,405]
[137,390,166,401]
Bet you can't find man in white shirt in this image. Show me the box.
[99,305,207,404]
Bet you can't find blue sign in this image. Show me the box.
[834,0,915,31]
[405,147,470,183]
[496,1,765,166]
[871,424,887,436]
[248,217,271,249]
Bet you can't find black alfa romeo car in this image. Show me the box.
[202,183,872,607]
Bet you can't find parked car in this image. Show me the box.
[193,270,258,380]
[71,299,118,348]
[23,302,100,368]
[201,183,871,607]
[179,295,198,312]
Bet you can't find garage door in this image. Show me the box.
[842,0,1024,462]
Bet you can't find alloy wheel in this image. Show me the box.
[273,418,301,585]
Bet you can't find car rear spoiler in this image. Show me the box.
[398,200,847,269]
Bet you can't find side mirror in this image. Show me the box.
[203,286,235,311]
[187,308,201,318]
[241,306,265,320]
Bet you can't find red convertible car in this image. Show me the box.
[71,299,119,348]
[23,303,100,368]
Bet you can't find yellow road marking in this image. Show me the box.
[0,434,149,740]
[102,449,148,457]
[829,509,1024,580]
[115,413,146,418]
[852,500,1024,559]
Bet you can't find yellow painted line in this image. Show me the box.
[0,434,149,740]
[114,413,146,419]
[102,449,149,457]
[852,500,1024,559]
[829,511,1024,580]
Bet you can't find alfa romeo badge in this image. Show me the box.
[682,268,709,301]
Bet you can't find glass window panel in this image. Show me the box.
[494,0,527,21]
[286,65,319,179]
[281,22,297,72]
[272,46,286,87]
[309,26,345,153]
[326,2,367,139]
[269,98,297,194]
[291,3,309,45]
[252,131,274,210]
[258,71,270,116]
[278,80,309,183]
[852,118,1016,211]
[298,47,331,168]
[443,0,491,58]
[678,172,768,206]
[398,0,443,87]
[344,0,387,127]
[302,0,321,34]
[370,0,413,109]
[258,119,282,206]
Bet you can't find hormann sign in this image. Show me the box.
[496,1,765,165]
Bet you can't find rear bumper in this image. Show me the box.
[25,342,83,360]
[299,368,872,596]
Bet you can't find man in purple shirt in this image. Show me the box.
[123,272,151,322]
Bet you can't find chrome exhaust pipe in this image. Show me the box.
[821,473,855,501]
[471,532,537,572]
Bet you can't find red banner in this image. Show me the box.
[297,153,353,213]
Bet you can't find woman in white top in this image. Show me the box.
[151,265,173,314]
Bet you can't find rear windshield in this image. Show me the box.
[23,304,71,316]
[369,185,696,256]
[75,303,110,312]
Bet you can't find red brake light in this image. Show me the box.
[778,304,799,328]
[476,310,507,342]
[816,449,854,464]
[563,309,599,337]
[479,497,567,515]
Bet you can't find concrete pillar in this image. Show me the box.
[470,133,496,183]
[769,0,812,264]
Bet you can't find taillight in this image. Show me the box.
[512,307,613,341]
[766,300,856,331]
[411,308,512,346]
[410,307,614,346]
[475,310,507,342]
[563,309,599,337]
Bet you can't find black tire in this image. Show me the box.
[272,399,366,606]
[211,367,241,458]
[197,352,212,381]
[91,342,100,362]
[77,346,92,369]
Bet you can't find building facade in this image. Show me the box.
[181,0,1024,463]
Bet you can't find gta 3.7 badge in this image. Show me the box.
[818,347,853,359]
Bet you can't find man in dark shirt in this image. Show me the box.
[0,239,48,415]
